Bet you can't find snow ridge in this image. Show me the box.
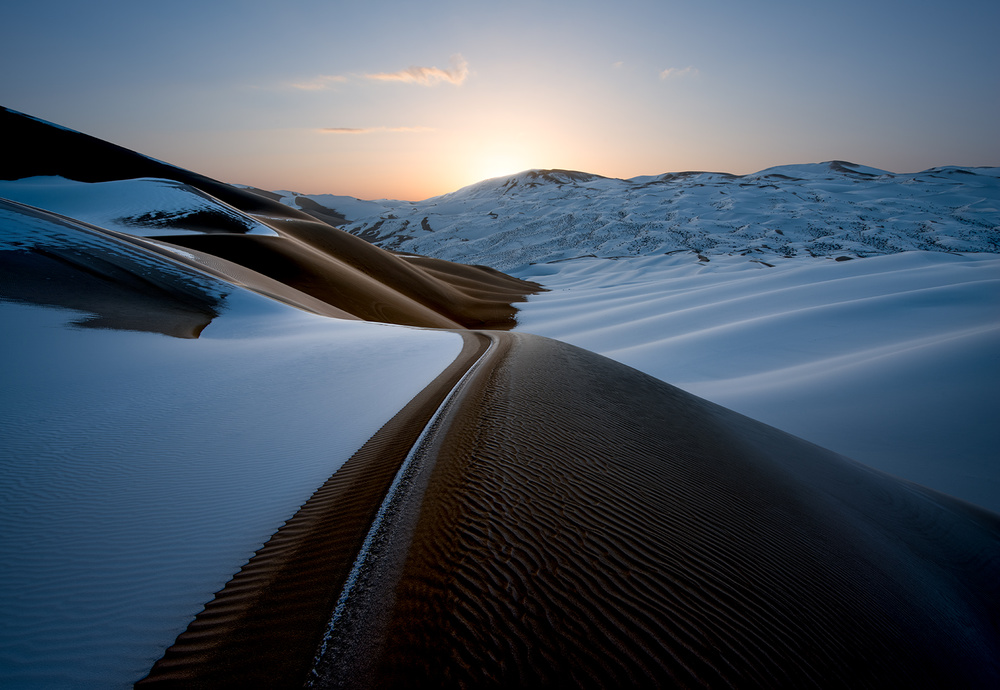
[277,162,1000,271]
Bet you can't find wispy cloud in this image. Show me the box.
[289,74,348,91]
[320,126,434,134]
[659,65,699,80]
[365,54,469,86]
[288,55,468,91]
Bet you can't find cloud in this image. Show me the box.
[320,126,434,134]
[365,54,469,86]
[289,74,348,91]
[289,55,468,91]
[612,61,624,69]
[659,66,699,80]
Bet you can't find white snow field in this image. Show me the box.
[0,202,462,688]
[513,251,1000,513]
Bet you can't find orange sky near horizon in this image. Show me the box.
[2,0,998,201]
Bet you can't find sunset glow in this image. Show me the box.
[2,1,997,200]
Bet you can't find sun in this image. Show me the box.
[466,152,536,185]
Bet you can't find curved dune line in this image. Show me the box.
[322,333,1000,689]
[137,332,490,688]
[306,332,507,687]
[158,218,545,330]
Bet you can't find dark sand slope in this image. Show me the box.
[159,223,534,330]
[316,333,1000,689]
[0,106,542,329]
[138,333,492,688]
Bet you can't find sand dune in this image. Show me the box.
[132,328,1000,687]
[159,218,537,329]
[310,333,1000,688]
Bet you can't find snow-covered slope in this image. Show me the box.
[278,163,1000,272]
[515,251,1000,513]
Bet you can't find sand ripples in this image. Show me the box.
[338,333,1000,688]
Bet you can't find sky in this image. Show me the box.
[2,0,999,200]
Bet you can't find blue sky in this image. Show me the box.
[3,0,998,199]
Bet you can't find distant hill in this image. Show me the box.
[274,162,1000,272]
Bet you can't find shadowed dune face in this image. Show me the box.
[325,333,1000,688]
[0,107,543,330]
[0,200,226,338]
[0,247,219,338]
[0,108,300,219]
[160,216,541,330]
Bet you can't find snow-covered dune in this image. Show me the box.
[0,175,281,236]
[514,251,1000,512]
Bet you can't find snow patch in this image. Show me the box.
[0,176,279,237]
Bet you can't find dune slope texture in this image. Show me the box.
[1,107,998,688]
[313,333,1000,689]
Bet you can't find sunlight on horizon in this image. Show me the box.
[463,152,540,187]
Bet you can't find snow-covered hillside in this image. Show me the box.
[278,163,1000,272]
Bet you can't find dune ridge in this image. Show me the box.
[159,217,539,329]
[318,333,1000,688]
